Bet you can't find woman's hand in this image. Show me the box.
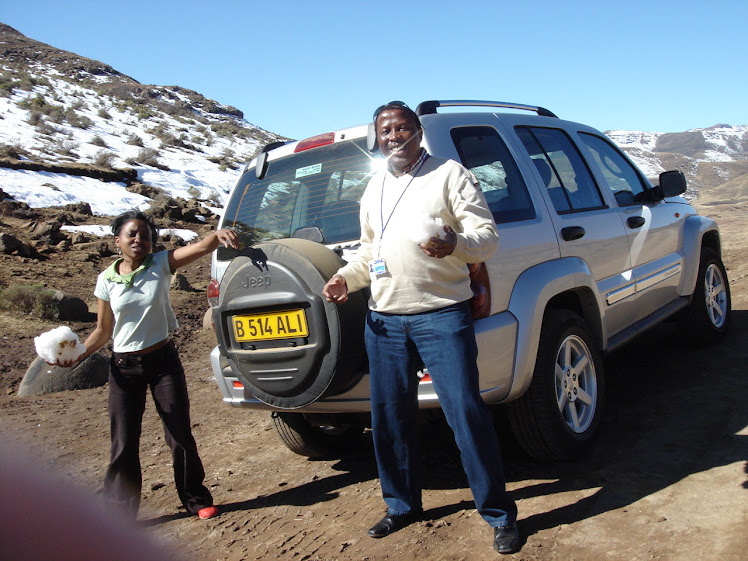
[419,224,457,258]
[49,349,86,369]
[171,228,241,270]
[215,228,240,249]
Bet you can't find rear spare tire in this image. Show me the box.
[214,239,368,408]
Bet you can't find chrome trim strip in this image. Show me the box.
[606,283,636,305]
[636,264,682,292]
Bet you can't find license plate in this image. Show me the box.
[232,309,309,342]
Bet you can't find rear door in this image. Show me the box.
[421,114,560,314]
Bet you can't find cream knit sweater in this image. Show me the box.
[336,155,499,314]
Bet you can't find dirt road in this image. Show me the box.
[1,202,746,561]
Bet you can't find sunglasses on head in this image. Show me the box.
[373,100,409,122]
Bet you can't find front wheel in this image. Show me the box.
[507,309,605,461]
[271,412,365,458]
[679,248,731,344]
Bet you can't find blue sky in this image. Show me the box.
[3,0,746,140]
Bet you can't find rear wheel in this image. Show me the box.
[679,248,730,344]
[271,412,365,458]
[507,309,605,461]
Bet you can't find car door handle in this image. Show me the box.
[561,226,585,241]
[627,216,646,229]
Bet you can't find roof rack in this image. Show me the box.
[415,100,558,119]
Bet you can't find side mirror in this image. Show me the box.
[367,123,379,153]
[658,170,687,198]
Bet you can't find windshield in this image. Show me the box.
[218,138,383,261]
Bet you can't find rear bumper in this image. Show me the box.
[209,310,517,412]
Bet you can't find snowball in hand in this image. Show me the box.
[34,326,86,364]
[410,215,445,244]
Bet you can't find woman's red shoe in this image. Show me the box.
[198,506,219,519]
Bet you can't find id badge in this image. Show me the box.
[369,258,387,277]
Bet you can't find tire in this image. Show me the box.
[679,248,731,344]
[271,412,364,458]
[214,239,368,408]
[507,309,605,461]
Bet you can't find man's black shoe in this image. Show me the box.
[367,509,422,538]
[493,522,520,554]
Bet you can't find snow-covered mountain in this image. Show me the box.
[1,22,746,216]
[606,125,748,201]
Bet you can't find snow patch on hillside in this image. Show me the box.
[0,63,282,215]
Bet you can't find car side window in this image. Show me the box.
[516,127,605,213]
[450,126,535,223]
[578,133,648,206]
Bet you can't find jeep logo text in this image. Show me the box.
[242,275,271,289]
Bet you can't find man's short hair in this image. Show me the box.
[373,101,422,129]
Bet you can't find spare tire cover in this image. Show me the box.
[214,239,367,409]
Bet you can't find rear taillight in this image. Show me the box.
[418,370,432,382]
[294,132,335,152]
[468,262,491,319]
[207,278,220,308]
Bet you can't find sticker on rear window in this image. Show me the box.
[295,163,322,178]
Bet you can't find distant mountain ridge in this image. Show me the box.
[1,22,746,213]
[607,124,748,203]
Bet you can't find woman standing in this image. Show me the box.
[58,209,239,520]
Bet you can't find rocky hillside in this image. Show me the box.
[0,22,287,215]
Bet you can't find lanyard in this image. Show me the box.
[377,154,429,256]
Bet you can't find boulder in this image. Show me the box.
[55,239,72,251]
[0,200,35,218]
[63,202,93,216]
[126,183,163,199]
[170,272,194,291]
[72,241,114,257]
[203,308,213,330]
[50,290,92,321]
[18,353,109,396]
[70,232,90,244]
[150,199,184,221]
[0,232,37,258]
[28,219,67,244]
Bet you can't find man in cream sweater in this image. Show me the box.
[322,101,519,555]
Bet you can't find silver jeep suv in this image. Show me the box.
[208,100,731,461]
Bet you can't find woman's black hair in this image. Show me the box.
[111,209,159,242]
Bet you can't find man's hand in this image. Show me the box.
[323,274,349,304]
[419,224,457,258]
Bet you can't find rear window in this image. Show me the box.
[218,139,382,261]
[451,126,535,223]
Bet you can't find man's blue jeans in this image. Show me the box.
[365,301,517,527]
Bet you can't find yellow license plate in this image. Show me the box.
[232,309,309,342]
